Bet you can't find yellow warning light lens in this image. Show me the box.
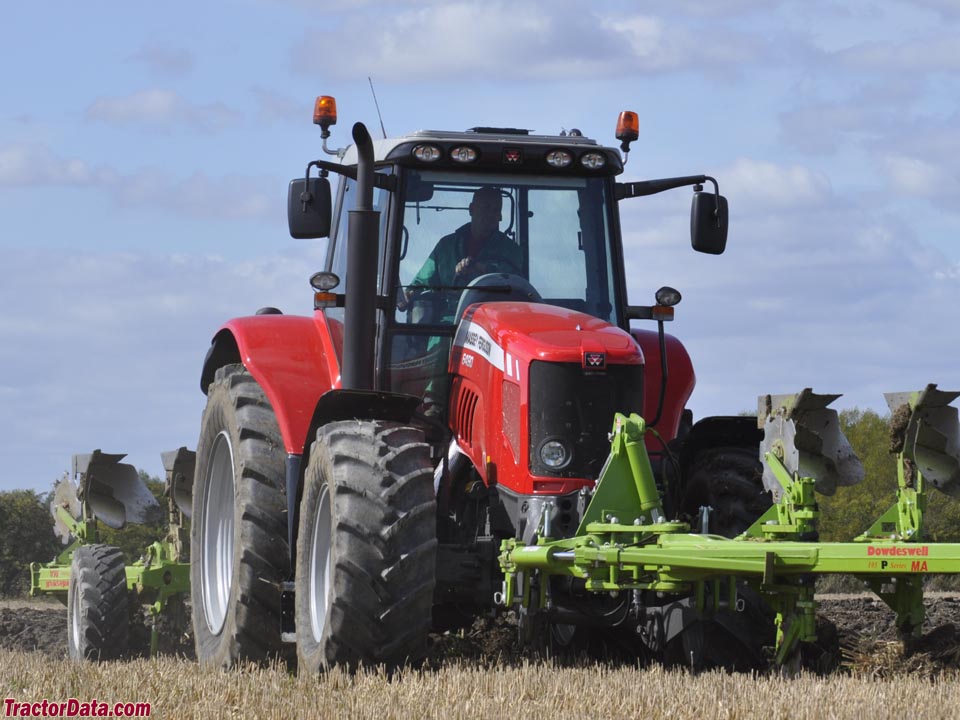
[313,96,338,127]
[412,144,442,162]
[314,291,338,309]
[616,111,639,142]
[546,150,573,168]
[651,305,674,321]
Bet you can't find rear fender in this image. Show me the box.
[631,329,695,445]
[200,314,342,455]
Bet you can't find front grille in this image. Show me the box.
[528,361,644,478]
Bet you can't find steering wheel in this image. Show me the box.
[454,273,542,322]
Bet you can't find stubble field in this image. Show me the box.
[2,596,960,719]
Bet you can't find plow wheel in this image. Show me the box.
[68,545,129,661]
[191,364,289,667]
[678,445,775,669]
[295,420,437,673]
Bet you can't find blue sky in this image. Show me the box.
[2,0,959,492]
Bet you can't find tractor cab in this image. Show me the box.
[288,97,726,422]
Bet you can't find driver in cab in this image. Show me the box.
[402,186,522,312]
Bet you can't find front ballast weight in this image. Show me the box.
[498,385,960,666]
[30,448,194,659]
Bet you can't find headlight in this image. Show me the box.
[580,152,606,169]
[539,439,572,469]
[412,144,442,162]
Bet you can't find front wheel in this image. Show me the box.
[295,420,437,672]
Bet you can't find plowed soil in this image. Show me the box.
[4,594,960,675]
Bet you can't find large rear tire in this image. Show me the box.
[676,445,774,670]
[68,544,129,661]
[295,420,437,672]
[191,364,289,667]
[681,446,772,537]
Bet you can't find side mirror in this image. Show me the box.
[691,191,728,255]
[288,177,332,239]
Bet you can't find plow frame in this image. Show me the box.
[30,449,193,656]
[499,390,960,665]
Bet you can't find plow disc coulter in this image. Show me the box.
[499,385,960,667]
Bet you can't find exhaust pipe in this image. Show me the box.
[341,122,379,391]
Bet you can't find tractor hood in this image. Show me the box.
[451,302,642,375]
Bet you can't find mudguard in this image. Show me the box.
[631,329,695,444]
[200,313,342,455]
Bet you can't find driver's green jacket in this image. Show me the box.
[410,223,522,290]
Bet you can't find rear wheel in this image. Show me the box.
[676,445,774,669]
[68,544,128,661]
[295,420,437,672]
[191,364,289,667]
[682,446,771,537]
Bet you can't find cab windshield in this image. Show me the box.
[394,170,620,327]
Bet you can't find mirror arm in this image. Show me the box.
[615,174,720,203]
[304,158,397,192]
[693,176,722,227]
[626,305,654,320]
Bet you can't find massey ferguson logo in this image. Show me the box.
[583,352,606,369]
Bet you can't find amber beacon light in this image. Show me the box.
[313,95,338,131]
[615,110,639,152]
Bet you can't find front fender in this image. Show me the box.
[201,313,342,455]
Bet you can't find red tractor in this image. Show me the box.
[190,97,768,670]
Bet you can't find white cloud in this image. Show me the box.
[722,158,834,210]
[881,154,951,196]
[0,142,277,220]
[291,2,774,82]
[0,143,116,186]
[86,89,236,133]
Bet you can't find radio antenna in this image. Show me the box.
[368,76,387,139]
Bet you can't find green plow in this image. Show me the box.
[498,385,960,666]
[31,448,194,657]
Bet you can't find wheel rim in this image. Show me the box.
[70,581,81,655]
[201,431,235,636]
[309,485,332,643]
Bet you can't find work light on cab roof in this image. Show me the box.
[412,144,442,162]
